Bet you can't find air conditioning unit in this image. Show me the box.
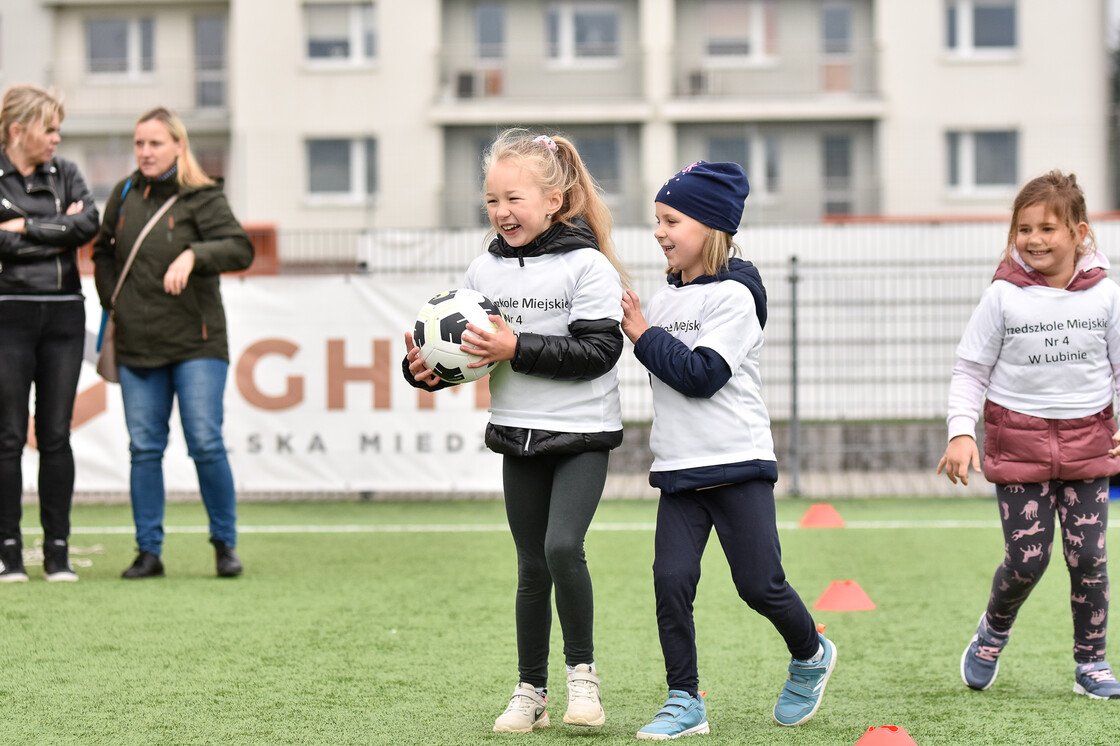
[686,69,710,96]
[455,69,503,99]
[456,71,477,98]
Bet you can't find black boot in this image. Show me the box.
[122,550,165,579]
[212,539,242,578]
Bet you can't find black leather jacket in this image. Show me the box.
[0,147,100,295]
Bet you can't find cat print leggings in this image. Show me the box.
[986,478,1110,663]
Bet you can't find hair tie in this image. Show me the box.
[532,135,557,153]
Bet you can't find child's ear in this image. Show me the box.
[546,188,563,216]
[1074,221,1090,245]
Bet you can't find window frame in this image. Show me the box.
[305,136,378,204]
[304,2,377,67]
[705,132,780,198]
[701,0,779,68]
[945,0,1016,59]
[545,2,622,69]
[945,129,1018,195]
[85,17,155,79]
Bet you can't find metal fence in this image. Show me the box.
[255,218,1120,496]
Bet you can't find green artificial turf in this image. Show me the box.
[0,497,1116,745]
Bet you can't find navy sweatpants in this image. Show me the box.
[653,480,819,695]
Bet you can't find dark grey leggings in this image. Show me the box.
[988,478,1110,663]
[502,450,609,688]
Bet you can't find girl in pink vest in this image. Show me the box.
[939,171,1120,699]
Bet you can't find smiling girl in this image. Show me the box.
[403,128,628,732]
[621,161,836,738]
[939,170,1120,699]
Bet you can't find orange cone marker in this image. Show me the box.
[854,725,917,745]
[814,580,876,611]
[799,503,845,528]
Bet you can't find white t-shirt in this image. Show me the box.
[956,278,1120,419]
[645,279,776,472]
[464,247,623,433]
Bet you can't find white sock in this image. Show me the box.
[566,662,596,674]
[797,644,824,665]
[535,686,548,699]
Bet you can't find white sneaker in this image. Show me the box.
[563,664,605,727]
[493,682,549,733]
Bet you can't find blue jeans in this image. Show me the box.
[118,359,237,554]
[0,300,85,544]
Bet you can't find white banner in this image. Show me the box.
[23,276,504,495]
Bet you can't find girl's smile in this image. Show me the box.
[1014,202,1088,288]
[485,159,562,247]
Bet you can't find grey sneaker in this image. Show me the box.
[0,538,28,583]
[563,664,604,726]
[1074,662,1120,699]
[961,616,1007,691]
[493,682,549,732]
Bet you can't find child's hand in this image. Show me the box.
[462,314,516,367]
[1109,429,1120,457]
[937,435,981,485]
[66,200,84,215]
[403,331,442,387]
[621,289,650,343]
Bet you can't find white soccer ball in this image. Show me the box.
[413,288,501,383]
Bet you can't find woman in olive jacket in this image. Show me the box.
[92,107,253,580]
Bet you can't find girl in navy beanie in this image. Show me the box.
[622,161,836,739]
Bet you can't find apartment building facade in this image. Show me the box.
[1,0,1111,238]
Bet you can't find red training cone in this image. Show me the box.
[854,725,917,745]
[814,580,876,611]
[799,503,845,528]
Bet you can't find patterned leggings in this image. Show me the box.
[987,478,1110,663]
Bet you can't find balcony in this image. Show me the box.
[431,47,649,124]
[664,47,884,122]
[46,59,230,135]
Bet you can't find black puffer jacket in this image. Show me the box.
[0,147,100,295]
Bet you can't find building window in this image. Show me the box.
[546,3,619,64]
[305,3,376,63]
[86,18,154,75]
[946,0,1015,54]
[947,130,1017,190]
[577,134,621,194]
[476,4,504,60]
[195,16,227,109]
[307,137,377,201]
[706,134,780,195]
[703,1,778,62]
[823,135,853,214]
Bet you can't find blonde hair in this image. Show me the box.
[1,84,64,147]
[136,107,215,189]
[483,128,629,284]
[1002,170,1096,265]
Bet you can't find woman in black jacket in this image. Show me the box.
[0,84,99,582]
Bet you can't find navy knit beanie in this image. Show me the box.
[655,161,750,235]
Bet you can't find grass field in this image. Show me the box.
[2,496,1118,745]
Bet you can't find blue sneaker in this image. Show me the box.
[1074,662,1120,699]
[773,634,836,726]
[960,616,1007,691]
[636,690,709,740]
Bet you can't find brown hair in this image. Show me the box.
[1003,170,1095,265]
[483,128,629,284]
[1,84,64,147]
[136,106,215,189]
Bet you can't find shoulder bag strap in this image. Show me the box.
[108,194,179,308]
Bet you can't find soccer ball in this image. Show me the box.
[413,288,502,383]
